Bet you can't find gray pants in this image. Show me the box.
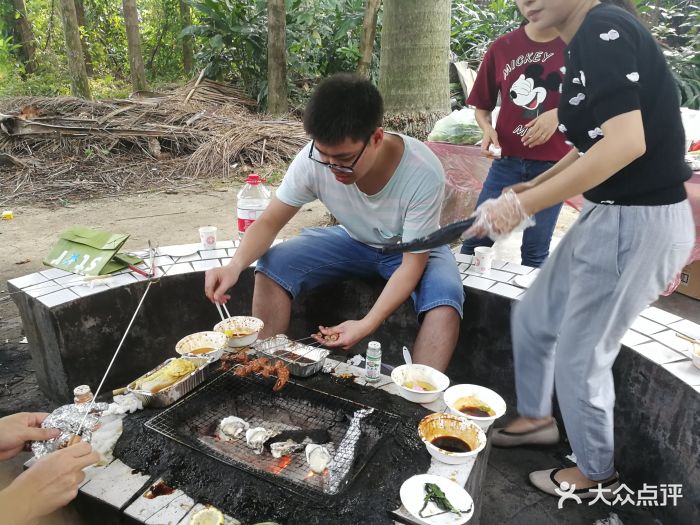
[511,200,694,480]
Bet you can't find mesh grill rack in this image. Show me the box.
[145,368,400,500]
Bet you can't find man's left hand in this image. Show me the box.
[312,320,372,350]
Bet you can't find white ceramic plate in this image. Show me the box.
[400,474,474,525]
[512,273,537,289]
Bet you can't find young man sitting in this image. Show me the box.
[204,73,463,371]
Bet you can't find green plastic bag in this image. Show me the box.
[43,226,141,276]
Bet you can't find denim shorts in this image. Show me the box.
[256,226,464,317]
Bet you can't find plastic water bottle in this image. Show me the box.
[236,173,271,240]
[365,341,382,382]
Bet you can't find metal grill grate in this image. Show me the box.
[145,368,400,499]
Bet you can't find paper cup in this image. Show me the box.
[473,246,494,274]
[199,226,217,250]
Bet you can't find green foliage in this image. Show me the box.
[450,0,521,67]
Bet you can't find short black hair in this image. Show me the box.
[303,73,383,145]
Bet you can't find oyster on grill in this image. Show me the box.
[245,427,276,454]
[270,439,301,458]
[218,416,249,440]
[305,444,331,474]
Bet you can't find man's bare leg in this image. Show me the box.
[252,273,292,338]
[412,306,460,372]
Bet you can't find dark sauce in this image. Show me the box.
[459,406,493,418]
[431,436,472,453]
[274,350,315,364]
[144,480,175,499]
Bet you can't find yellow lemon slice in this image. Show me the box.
[189,507,224,525]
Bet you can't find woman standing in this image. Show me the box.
[470,0,694,497]
[461,10,570,267]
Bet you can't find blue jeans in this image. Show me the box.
[460,157,563,267]
[256,226,464,318]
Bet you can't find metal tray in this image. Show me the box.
[127,357,210,408]
[255,335,329,377]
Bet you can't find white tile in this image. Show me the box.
[458,263,471,273]
[215,240,235,249]
[462,275,495,291]
[650,330,696,353]
[620,329,651,348]
[125,480,190,522]
[501,262,534,275]
[37,288,79,307]
[70,284,110,297]
[630,316,666,336]
[145,493,196,524]
[486,269,516,283]
[694,386,700,395]
[491,259,508,270]
[220,258,232,266]
[662,360,700,386]
[146,255,173,267]
[105,273,138,288]
[631,341,688,365]
[179,503,240,525]
[54,274,85,286]
[489,282,524,300]
[80,459,151,509]
[39,268,72,279]
[192,259,221,272]
[227,248,237,257]
[173,252,201,263]
[8,272,49,289]
[24,282,64,298]
[668,320,700,341]
[161,263,193,276]
[199,249,228,260]
[454,254,473,264]
[639,306,682,326]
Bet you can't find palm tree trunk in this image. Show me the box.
[12,0,37,75]
[58,0,91,98]
[179,0,193,74]
[378,0,450,139]
[356,0,381,79]
[73,0,93,75]
[122,0,148,92]
[266,0,288,115]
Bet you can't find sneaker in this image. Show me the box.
[491,419,560,447]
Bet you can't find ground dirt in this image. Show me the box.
[0,183,579,525]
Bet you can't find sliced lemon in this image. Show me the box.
[189,506,224,525]
[224,329,234,338]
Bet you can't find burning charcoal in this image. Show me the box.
[218,416,249,440]
[305,444,332,474]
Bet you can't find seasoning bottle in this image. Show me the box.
[73,385,94,404]
[365,341,382,382]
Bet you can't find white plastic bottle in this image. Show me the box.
[236,173,271,240]
[365,341,382,382]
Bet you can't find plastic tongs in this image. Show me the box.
[380,217,476,254]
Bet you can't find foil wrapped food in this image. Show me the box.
[31,401,109,458]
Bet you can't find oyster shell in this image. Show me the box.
[270,439,301,458]
[219,416,249,440]
[245,427,276,454]
[305,444,331,474]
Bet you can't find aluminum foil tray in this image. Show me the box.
[127,357,210,408]
[255,335,329,377]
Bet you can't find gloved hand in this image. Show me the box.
[464,190,534,241]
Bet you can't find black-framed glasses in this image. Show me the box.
[308,136,371,174]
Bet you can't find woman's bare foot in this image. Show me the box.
[553,466,617,489]
[503,415,554,433]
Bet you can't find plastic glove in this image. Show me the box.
[464,190,534,241]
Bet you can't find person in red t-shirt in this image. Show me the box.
[460,8,570,267]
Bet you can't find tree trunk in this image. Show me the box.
[266,0,288,115]
[356,0,381,79]
[179,0,193,74]
[58,0,91,98]
[378,0,450,139]
[73,0,93,75]
[12,0,37,75]
[122,0,148,92]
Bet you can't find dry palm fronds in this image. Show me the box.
[0,80,307,207]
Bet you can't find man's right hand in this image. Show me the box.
[0,441,99,524]
[204,265,240,304]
